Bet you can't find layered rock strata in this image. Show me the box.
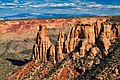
[32,20,120,64]
[9,17,120,80]
[32,25,51,62]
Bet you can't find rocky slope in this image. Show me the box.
[7,16,120,80]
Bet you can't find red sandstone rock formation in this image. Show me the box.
[94,20,103,39]
[80,23,95,44]
[63,32,70,53]
[9,17,120,80]
[32,44,39,60]
[63,25,81,53]
[90,47,100,56]
[116,23,120,37]
[48,44,56,64]
[56,32,64,62]
[56,40,64,62]
[57,31,64,51]
[64,40,69,53]
[99,32,111,55]
[32,25,51,62]
[32,18,119,65]
[102,22,112,39]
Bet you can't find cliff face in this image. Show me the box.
[8,17,120,80]
[0,17,110,42]
[32,25,51,62]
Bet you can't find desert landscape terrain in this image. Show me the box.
[0,16,120,80]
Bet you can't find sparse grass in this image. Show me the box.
[20,49,32,55]
[0,58,15,80]
[0,52,19,80]
[23,38,34,43]
[0,40,33,79]
[0,52,32,79]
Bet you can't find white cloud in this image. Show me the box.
[0,0,120,19]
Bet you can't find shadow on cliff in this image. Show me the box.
[76,39,119,80]
[6,58,31,66]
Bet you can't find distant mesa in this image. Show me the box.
[1,13,97,20]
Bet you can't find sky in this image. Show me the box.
[0,0,120,20]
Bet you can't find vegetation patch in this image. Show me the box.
[20,49,32,55]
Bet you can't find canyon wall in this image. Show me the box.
[32,18,120,65]
[8,16,120,80]
[0,17,110,42]
[0,17,110,56]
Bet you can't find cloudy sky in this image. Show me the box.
[0,0,120,20]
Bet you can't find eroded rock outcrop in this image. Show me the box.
[116,23,120,37]
[94,19,103,39]
[56,31,64,62]
[63,26,81,53]
[32,20,119,64]
[32,25,51,62]
[56,40,64,62]
[48,44,56,64]
[98,32,111,55]
[9,17,120,80]
[80,23,95,44]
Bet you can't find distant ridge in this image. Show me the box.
[1,13,97,20]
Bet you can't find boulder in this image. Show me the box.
[90,47,99,56]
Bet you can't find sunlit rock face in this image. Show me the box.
[32,25,51,62]
[32,18,119,64]
[56,40,64,62]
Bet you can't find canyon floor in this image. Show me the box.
[0,16,120,80]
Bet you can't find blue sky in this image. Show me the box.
[0,0,120,20]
